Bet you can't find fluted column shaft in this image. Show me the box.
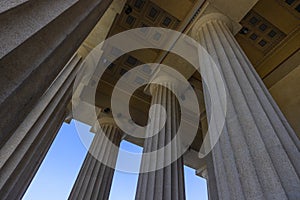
[0,54,82,199]
[135,81,185,200]
[69,117,122,200]
[192,13,300,200]
[0,0,112,148]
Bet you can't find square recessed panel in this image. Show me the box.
[127,56,137,66]
[249,17,259,25]
[295,4,300,12]
[149,8,158,17]
[285,0,296,5]
[142,65,152,74]
[162,17,172,26]
[148,7,159,20]
[153,32,162,41]
[268,30,277,38]
[240,10,287,53]
[126,15,136,25]
[258,40,267,47]
[120,68,128,76]
[134,77,145,84]
[250,33,258,40]
[134,0,144,9]
[111,47,122,57]
[108,63,115,70]
[140,23,149,33]
[259,24,268,31]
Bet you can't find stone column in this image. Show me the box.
[0,0,112,148]
[0,54,82,199]
[191,13,300,200]
[135,76,186,200]
[68,115,123,200]
[199,115,218,200]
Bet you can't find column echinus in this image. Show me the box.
[0,0,112,148]
[191,13,300,200]
[69,115,123,200]
[0,54,82,199]
[135,76,186,200]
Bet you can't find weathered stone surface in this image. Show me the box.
[0,0,28,14]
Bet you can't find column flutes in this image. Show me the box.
[191,13,300,200]
[69,116,122,200]
[135,76,186,200]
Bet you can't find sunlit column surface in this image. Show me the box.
[135,76,186,200]
[191,12,300,200]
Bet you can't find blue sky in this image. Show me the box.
[23,121,207,200]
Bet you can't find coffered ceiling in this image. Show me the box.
[75,0,300,170]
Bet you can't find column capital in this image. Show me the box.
[149,75,180,95]
[98,116,117,126]
[90,112,121,134]
[145,65,184,96]
[191,12,234,39]
[69,112,122,200]
[136,68,185,200]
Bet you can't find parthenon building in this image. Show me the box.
[0,0,299,199]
